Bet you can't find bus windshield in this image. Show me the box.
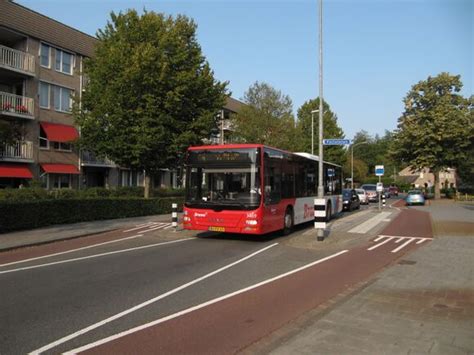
[185,148,261,210]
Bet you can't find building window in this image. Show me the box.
[55,49,73,75]
[53,85,73,112]
[53,142,72,152]
[39,82,50,108]
[121,170,131,186]
[52,174,71,189]
[39,127,49,149]
[40,43,50,68]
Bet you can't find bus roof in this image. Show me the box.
[187,144,341,167]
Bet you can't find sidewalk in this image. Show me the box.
[0,214,178,252]
[248,200,474,354]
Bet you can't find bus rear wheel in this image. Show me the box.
[326,202,332,222]
[283,207,294,235]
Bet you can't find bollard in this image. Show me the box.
[314,198,326,241]
[172,203,178,232]
[382,194,386,208]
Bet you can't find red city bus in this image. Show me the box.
[183,144,343,235]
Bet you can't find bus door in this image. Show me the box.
[263,150,283,232]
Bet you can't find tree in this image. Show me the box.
[232,82,296,150]
[0,119,21,147]
[74,10,227,197]
[342,157,368,186]
[391,73,472,199]
[295,98,346,166]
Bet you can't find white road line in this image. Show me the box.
[0,238,191,275]
[163,224,175,230]
[394,237,405,243]
[367,236,394,250]
[65,250,349,355]
[122,222,158,232]
[347,211,392,234]
[0,234,143,269]
[378,235,433,241]
[374,235,385,242]
[416,238,428,244]
[141,224,171,233]
[391,238,415,253]
[31,243,280,355]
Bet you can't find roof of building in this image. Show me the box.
[0,0,98,57]
[224,97,245,113]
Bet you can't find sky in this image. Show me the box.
[17,0,473,140]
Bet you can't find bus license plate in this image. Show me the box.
[209,226,225,232]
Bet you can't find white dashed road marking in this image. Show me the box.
[368,235,433,253]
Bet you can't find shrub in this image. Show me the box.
[0,197,184,233]
[0,188,50,201]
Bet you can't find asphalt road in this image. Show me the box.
[0,196,429,354]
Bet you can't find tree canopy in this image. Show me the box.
[74,10,227,196]
[295,98,346,166]
[232,81,296,151]
[391,72,472,198]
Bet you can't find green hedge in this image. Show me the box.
[0,186,185,201]
[0,197,184,233]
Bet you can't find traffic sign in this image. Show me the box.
[323,139,351,145]
[376,182,383,192]
[327,168,335,177]
[375,165,384,176]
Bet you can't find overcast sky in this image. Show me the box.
[18,0,472,139]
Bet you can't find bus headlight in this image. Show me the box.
[184,216,191,222]
[246,220,258,225]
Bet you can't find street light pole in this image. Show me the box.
[316,0,324,241]
[311,109,319,155]
[317,0,324,200]
[351,141,368,189]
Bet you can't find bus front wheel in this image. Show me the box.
[283,207,294,235]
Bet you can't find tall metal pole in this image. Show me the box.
[311,111,314,155]
[220,110,225,144]
[317,0,324,241]
[317,0,324,199]
[351,144,354,189]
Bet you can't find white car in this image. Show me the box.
[355,188,369,205]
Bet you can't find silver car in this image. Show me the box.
[355,188,368,205]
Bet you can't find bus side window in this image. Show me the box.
[264,159,281,204]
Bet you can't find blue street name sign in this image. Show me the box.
[323,139,351,145]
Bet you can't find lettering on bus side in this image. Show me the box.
[194,212,207,217]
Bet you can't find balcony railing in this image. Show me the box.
[0,91,34,119]
[0,45,35,76]
[0,141,34,161]
[81,151,115,167]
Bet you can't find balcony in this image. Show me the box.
[81,151,115,167]
[0,45,35,77]
[0,141,34,162]
[0,92,34,119]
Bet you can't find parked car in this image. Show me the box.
[355,188,369,205]
[342,189,361,211]
[389,186,399,196]
[405,190,425,206]
[360,184,378,202]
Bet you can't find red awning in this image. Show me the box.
[41,163,80,174]
[0,164,33,178]
[40,122,79,142]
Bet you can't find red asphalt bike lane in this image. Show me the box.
[79,208,433,355]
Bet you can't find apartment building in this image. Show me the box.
[0,0,95,188]
[0,1,244,190]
